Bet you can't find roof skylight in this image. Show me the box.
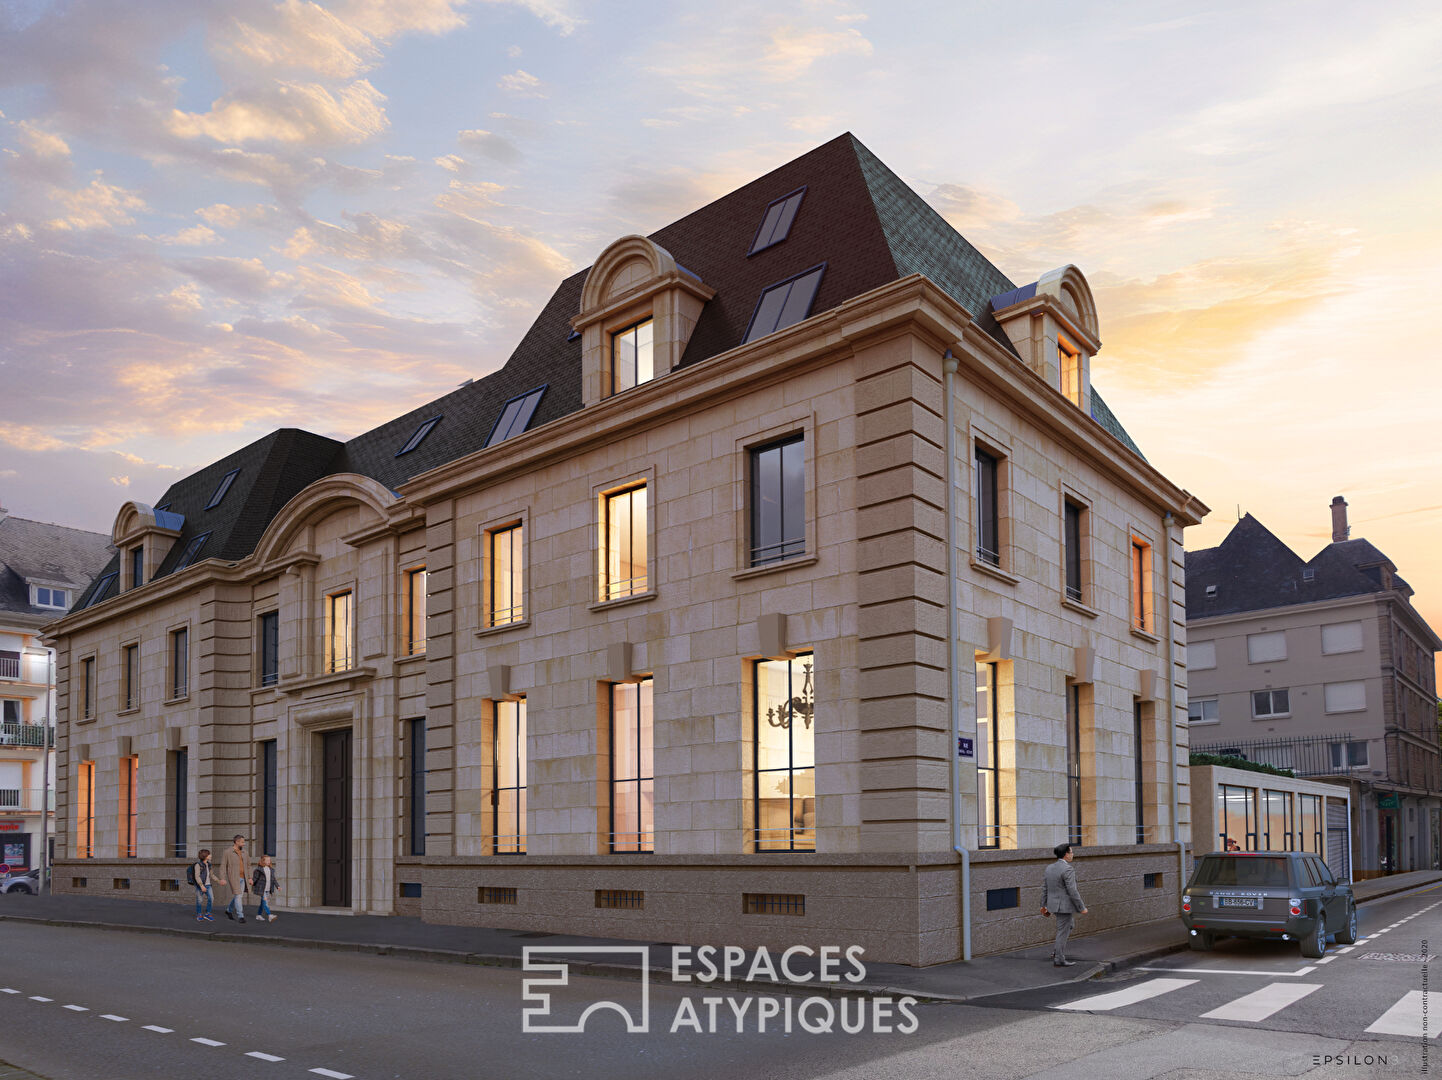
[486,386,547,447]
[204,469,240,510]
[87,572,117,608]
[175,532,212,571]
[743,264,825,344]
[396,416,442,457]
[749,187,806,255]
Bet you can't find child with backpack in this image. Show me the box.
[188,849,214,921]
[250,855,280,922]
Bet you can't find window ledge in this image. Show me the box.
[733,553,819,581]
[589,590,657,613]
[1187,718,1221,726]
[163,693,191,707]
[115,706,141,718]
[1252,713,1292,721]
[475,618,532,640]
[76,716,97,726]
[1061,596,1099,619]
[250,685,279,699]
[1130,627,1161,644]
[969,558,1019,587]
[278,667,377,696]
[394,651,427,667]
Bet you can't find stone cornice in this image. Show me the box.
[571,269,716,332]
[991,293,1102,355]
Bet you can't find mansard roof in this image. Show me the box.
[75,133,1148,609]
[0,514,112,621]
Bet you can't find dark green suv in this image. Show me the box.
[1181,851,1357,959]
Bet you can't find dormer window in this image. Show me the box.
[33,586,69,609]
[174,532,211,571]
[744,264,825,344]
[87,572,117,608]
[748,187,805,256]
[486,386,547,447]
[611,320,654,394]
[1205,584,1218,598]
[204,468,240,510]
[1059,337,1082,407]
[129,545,144,590]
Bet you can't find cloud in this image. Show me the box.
[457,128,520,163]
[334,0,470,38]
[159,225,220,246]
[762,24,872,79]
[166,80,389,145]
[109,475,131,487]
[15,120,70,159]
[497,69,546,97]
[45,177,146,230]
[215,0,380,79]
[196,202,281,228]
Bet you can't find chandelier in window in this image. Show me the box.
[765,660,814,730]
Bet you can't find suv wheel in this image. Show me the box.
[1336,903,1359,945]
[1189,930,1214,952]
[1300,917,1328,958]
[7,883,32,895]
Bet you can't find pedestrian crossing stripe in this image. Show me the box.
[1053,978,1197,1011]
[1200,982,1322,1022]
[1367,992,1442,1039]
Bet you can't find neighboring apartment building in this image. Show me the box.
[1186,500,1442,878]
[47,134,1206,963]
[0,508,113,873]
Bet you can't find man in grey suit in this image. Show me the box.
[1040,842,1088,966]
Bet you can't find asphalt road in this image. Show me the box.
[0,888,1434,1080]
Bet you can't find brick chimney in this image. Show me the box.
[1330,495,1349,543]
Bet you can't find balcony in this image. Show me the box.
[0,723,54,749]
[0,653,17,680]
[0,787,54,813]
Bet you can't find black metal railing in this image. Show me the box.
[1193,733,1358,778]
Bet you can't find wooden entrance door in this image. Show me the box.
[322,728,352,906]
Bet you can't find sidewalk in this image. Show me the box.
[2,869,1437,1005]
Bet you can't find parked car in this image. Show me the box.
[0,869,39,895]
[1181,850,1357,959]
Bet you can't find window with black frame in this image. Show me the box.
[122,643,138,709]
[258,612,279,687]
[170,627,188,699]
[489,523,524,626]
[1064,500,1084,602]
[750,435,804,566]
[975,448,1000,566]
[609,680,653,853]
[493,702,525,854]
[408,719,427,856]
[755,654,815,852]
[976,661,1000,848]
[1216,783,1258,850]
[1133,702,1146,844]
[259,740,276,857]
[172,748,188,858]
[1065,684,1082,845]
[120,756,138,858]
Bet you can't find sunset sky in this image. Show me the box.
[2,0,1439,638]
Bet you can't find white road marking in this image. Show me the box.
[1054,978,1198,1011]
[142,1025,173,1033]
[309,1070,354,1079]
[1336,947,1355,953]
[1314,956,1337,964]
[191,1037,226,1047]
[1139,966,1315,977]
[62,1005,88,1011]
[247,1052,285,1062]
[99,1014,128,1022]
[0,989,18,995]
[28,996,51,1002]
[1201,981,1323,1022]
[1367,991,1442,1038]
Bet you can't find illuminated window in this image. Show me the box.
[1133,702,1146,845]
[1059,338,1081,407]
[609,680,653,853]
[1217,783,1258,851]
[612,319,654,394]
[488,524,524,627]
[1131,538,1153,632]
[326,591,353,673]
[494,700,526,854]
[406,568,427,655]
[601,485,647,602]
[77,760,95,858]
[119,755,138,858]
[755,655,815,852]
[977,661,1000,848]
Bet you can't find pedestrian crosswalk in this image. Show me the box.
[1052,976,1433,1035]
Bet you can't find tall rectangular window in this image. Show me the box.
[1263,789,1292,851]
[407,719,427,857]
[1063,501,1083,602]
[750,436,805,566]
[119,755,138,858]
[326,591,353,672]
[755,654,816,852]
[129,546,144,590]
[1065,685,1082,845]
[609,679,653,853]
[974,449,1000,566]
[1131,538,1152,632]
[172,749,188,858]
[77,760,95,858]
[611,319,654,394]
[1133,702,1146,844]
[1298,794,1322,853]
[122,643,139,710]
[81,657,95,719]
[1059,340,1081,406]
[602,486,647,601]
[258,612,279,687]
[976,661,1000,848]
[170,628,189,699]
[406,568,427,655]
[1217,784,1258,850]
[259,740,277,857]
[493,702,525,855]
[489,524,524,626]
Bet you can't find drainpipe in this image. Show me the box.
[943,348,971,961]
[1162,511,1186,890]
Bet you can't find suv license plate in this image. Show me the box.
[1217,897,1261,909]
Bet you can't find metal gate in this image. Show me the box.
[1326,801,1351,879]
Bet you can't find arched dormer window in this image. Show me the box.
[990,265,1100,415]
[573,235,715,408]
[111,502,185,591]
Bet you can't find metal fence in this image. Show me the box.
[0,723,53,749]
[1192,733,1357,778]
